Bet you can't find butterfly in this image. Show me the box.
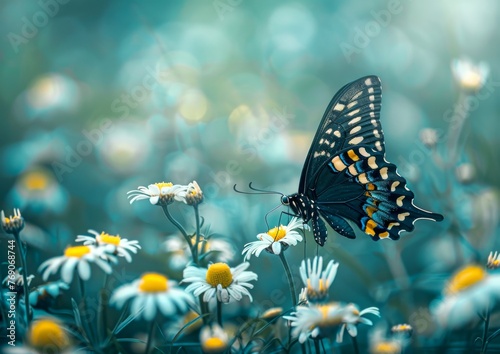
[281,75,443,246]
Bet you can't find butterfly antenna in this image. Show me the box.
[264,204,282,230]
[248,182,284,196]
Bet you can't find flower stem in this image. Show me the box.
[481,307,491,354]
[14,231,30,327]
[145,320,155,354]
[161,206,194,257]
[98,273,110,343]
[350,334,360,354]
[216,299,223,326]
[79,277,95,346]
[314,339,321,354]
[279,252,297,307]
[193,205,201,264]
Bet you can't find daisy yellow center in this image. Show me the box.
[373,342,400,354]
[462,71,482,89]
[446,264,486,294]
[155,182,173,189]
[139,273,168,292]
[267,226,286,241]
[206,263,233,288]
[317,304,342,327]
[4,216,19,223]
[99,232,121,245]
[202,337,227,352]
[23,171,49,190]
[29,319,69,350]
[64,246,91,258]
[307,279,327,292]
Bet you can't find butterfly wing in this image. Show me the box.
[299,75,384,194]
[299,76,443,241]
[315,146,443,240]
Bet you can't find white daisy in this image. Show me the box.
[38,245,116,283]
[29,281,69,308]
[110,273,192,321]
[432,264,500,329]
[200,324,229,354]
[178,180,204,206]
[487,251,500,269]
[284,302,380,344]
[369,326,407,354]
[75,229,141,262]
[300,256,339,303]
[183,262,257,303]
[242,217,308,260]
[1,208,24,234]
[451,57,489,91]
[127,182,186,205]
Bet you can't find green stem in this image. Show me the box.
[193,205,201,264]
[314,339,321,354]
[98,273,110,343]
[481,307,491,354]
[279,252,297,307]
[350,334,360,354]
[161,206,194,257]
[14,232,30,327]
[216,299,223,326]
[145,320,155,354]
[79,277,95,346]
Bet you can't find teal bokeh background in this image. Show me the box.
[1,0,500,352]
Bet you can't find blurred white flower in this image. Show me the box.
[1,208,24,234]
[487,251,500,269]
[76,229,141,262]
[242,217,307,260]
[284,302,380,344]
[110,273,192,321]
[433,264,500,329]
[455,163,475,184]
[178,180,203,206]
[38,245,116,283]
[419,128,439,149]
[451,58,489,91]
[183,262,257,303]
[200,324,229,354]
[29,281,69,308]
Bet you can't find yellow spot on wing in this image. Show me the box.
[398,212,410,221]
[358,173,368,184]
[365,219,377,236]
[396,196,405,207]
[387,222,400,230]
[348,165,359,176]
[391,181,400,192]
[379,231,389,239]
[334,103,345,111]
[368,156,378,169]
[367,183,376,191]
[359,147,370,157]
[380,167,389,179]
[347,150,359,161]
[366,206,376,217]
[349,136,364,145]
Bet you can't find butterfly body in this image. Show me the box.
[284,75,443,246]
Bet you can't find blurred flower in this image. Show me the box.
[110,273,192,321]
[76,229,141,263]
[433,264,500,328]
[5,318,71,354]
[451,58,489,91]
[299,256,338,303]
[164,310,202,339]
[163,236,191,271]
[419,128,439,149]
[9,168,68,214]
[391,323,413,337]
[487,251,500,269]
[284,302,380,343]
[2,268,34,294]
[261,307,283,320]
[38,245,116,283]
[370,326,407,354]
[179,180,204,206]
[242,217,307,260]
[299,287,308,305]
[200,324,229,354]
[183,262,257,303]
[127,182,186,205]
[1,208,24,234]
[29,281,69,308]
[455,163,475,184]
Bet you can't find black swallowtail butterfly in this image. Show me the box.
[281,75,443,246]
